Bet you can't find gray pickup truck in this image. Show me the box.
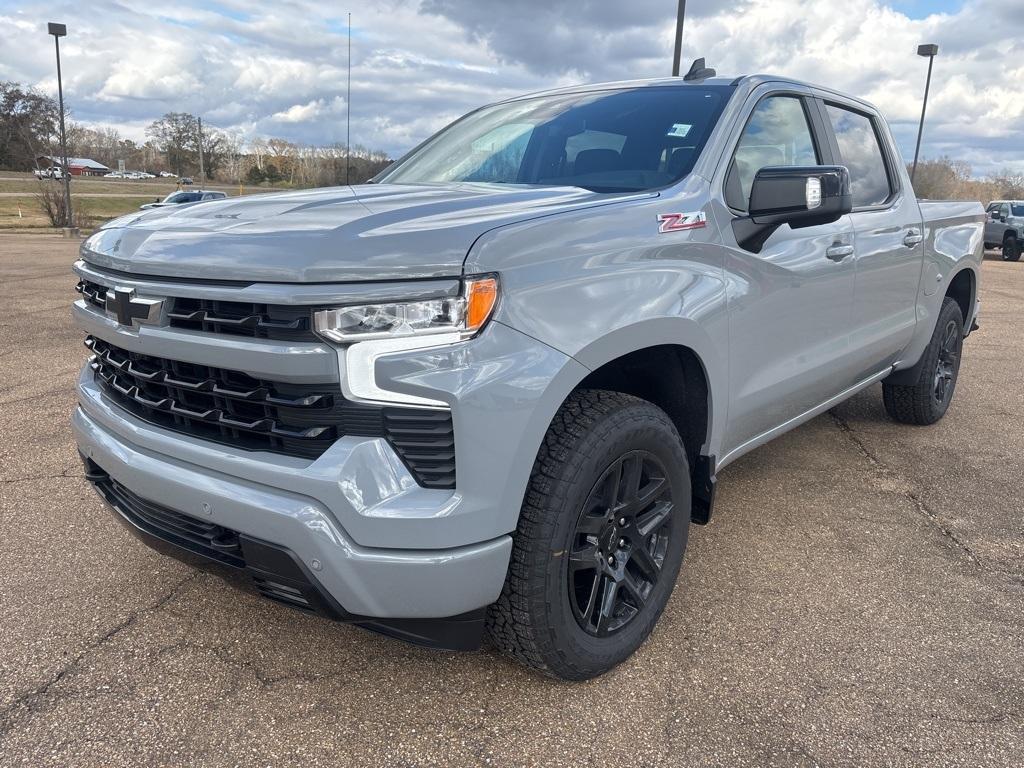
[72,72,984,680]
[984,200,1023,261]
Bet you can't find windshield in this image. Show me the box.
[377,86,731,193]
[1013,204,1024,216]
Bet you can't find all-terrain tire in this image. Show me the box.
[1003,235,1021,262]
[882,297,964,425]
[485,389,691,680]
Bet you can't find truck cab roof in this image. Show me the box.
[505,74,881,115]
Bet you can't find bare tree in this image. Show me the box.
[0,82,60,170]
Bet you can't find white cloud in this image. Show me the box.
[0,0,1021,174]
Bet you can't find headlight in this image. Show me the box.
[313,275,499,343]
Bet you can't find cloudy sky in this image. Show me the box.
[1,0,1021,175]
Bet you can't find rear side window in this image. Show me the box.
[825,104,893,208]
[725,95,820,211]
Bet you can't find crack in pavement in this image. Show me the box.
[0,571,203,743]
[828,410,984,568]
[0,469,83,485]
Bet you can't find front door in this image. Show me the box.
[719,92,858,454]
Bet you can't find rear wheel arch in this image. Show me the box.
[945,267,976,325]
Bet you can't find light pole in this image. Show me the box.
[911,43,938,185]
[48,21,74,231]
[346,12,352,185]
[671,0,687,76]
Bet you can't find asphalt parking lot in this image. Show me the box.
[1,233,1021,767]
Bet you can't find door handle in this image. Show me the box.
[826,244,854,261]
[903,230,924,248]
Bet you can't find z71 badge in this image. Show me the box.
[657,211,707,234]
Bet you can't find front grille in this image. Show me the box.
[86,336,456,488]
[75,279,321,341]
[168,297,322,342]
[76,279,107,310]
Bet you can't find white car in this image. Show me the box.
[158,171,177,178]
[104,172,125,179]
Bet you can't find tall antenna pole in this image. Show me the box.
[346,12,352,185]
[671,0,686,76]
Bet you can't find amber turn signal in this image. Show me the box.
[466,276,499,332]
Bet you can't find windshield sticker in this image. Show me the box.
[667,123,692,138]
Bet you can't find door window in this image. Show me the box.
[825,104,893,208]
[726,95,820,211]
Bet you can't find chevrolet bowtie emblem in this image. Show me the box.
[105,287,163,327]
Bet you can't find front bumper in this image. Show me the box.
[82,456,487,649]
[74,395,510,622]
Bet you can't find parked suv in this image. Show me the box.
[72,72,983,679]
[984,200,1023,261]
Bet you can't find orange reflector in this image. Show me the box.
[466,277,498,330]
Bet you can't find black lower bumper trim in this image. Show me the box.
[83,456,485,651]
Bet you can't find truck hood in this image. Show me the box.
[82,183,649,283]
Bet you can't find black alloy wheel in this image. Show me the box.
[882,296,964,425]
[569,451,674,636]
[486,389,691,680]
[932,318,960,408]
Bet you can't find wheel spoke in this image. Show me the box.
[568,541,599,574]
[600,463,623,509]
[942,322,956,351]
[619,454,643,505]
[619,570,648,608]
[595,578,619,635]
[574,512,606,536]
[635,500,672,537]
[629,542,661,582]
[624,475,667,515]
[580,572,602,625]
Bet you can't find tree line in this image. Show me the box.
[909,158,1024,203]
[1,81,391,186]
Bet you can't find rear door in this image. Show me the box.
[717,89,858,453]
[818,98,924,376]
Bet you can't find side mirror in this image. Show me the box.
[732,166,852,253]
